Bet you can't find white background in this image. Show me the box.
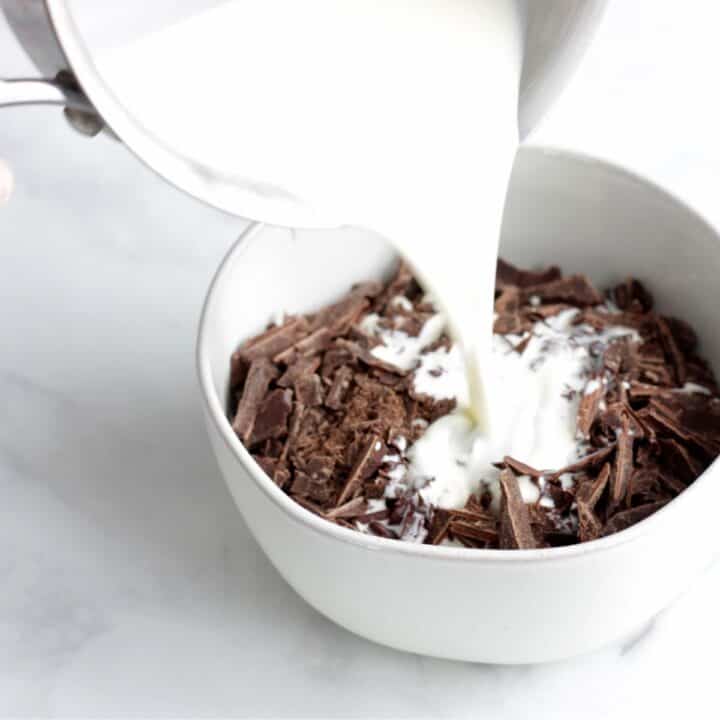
[2,2,720,717]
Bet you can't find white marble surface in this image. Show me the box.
[2,2,720,717]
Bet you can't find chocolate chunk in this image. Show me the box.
[374,261,417,311]
[609,415,634,510]
[603,337,636,375]
[577,376,605,438]
[294,373,324,407]
[498,469,536,549]
[427,508,451,545]
[577,502,603,542]
[310,294,369,335]
[496,259,561,290]
[291,455,336,504]
[274,327,333,364]
[325,496,368,520]
[336,436,386,506]
[232,358,280,444]
[229,353,250,394]
[522,275,603,307]
[659,438,704,481]
[335,338,408,376]
[234,316,309,365]
[249,388,293,445]
[449,520,498,544]
[277,355,321,387]
[325,366,354,410]
[503,456,544,477]
[602,501,668,536]
[367,521,399,539]
[613,277,653,313]
[493,313,532,335]
[253,456,291,488]
[494,286,521,314]
[576,463,611,509]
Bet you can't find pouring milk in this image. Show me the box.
[97,0,522,431]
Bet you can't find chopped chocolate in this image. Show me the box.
[336,435,386,506]
[335,338,408,376]
[277,355,321,387]
[609,415,635,510]
[274,327,333,364]
[233,316,309,366]
[577,375,605,439]
[522,274,603,307]
[602,501,669,536]
[368,521,399,539]
[576,463,611,509]
[310,292,370,335]
[232,358,280,445]
[326,496,368,520]
[374,261,417,312]
[657,316,687,385]
[294,373,324,407]
[613,277,653,313]
[503,456,544,477]
[228,259,720,551]
[249,388,293,445]
[427,508,451,545]
[498,469,536,549]
[496,259,561,290]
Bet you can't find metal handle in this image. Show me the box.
[1,1,105,136]
[0,76,91,110]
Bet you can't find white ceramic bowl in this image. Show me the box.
[197,146,720,664]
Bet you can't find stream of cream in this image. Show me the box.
[95,0,524,431]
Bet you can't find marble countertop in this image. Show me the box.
[2,3,720,717]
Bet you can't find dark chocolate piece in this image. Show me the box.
[498,468,536,549]
[602,501,668,536]
[336,435,386,506]
[249,388,293,445]
[232,358,280,444]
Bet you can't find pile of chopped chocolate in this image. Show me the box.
[228,260,720,549]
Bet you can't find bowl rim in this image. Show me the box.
[196,144,719,565]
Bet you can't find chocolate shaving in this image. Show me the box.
[610,415,635,510]
[613,277,653,313]
[522,274,603,306]
[576,376,605,438]
[657,316,687,385]
[498,469,536,549]
[503,456,544,477]
[277,355,321,387]
[602,501,668,536]
[234,316,309,366]
[325,496,368,520]
[496,259,561,290]
[249,388,293,445]
[232,358,280,444]
[335,338,408,376]
[336,435,386,506]
[228,259,720,551]
[294,373,324,407]
[576,463,611,509]
[325,365,354,410]
[548,445,616,479]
